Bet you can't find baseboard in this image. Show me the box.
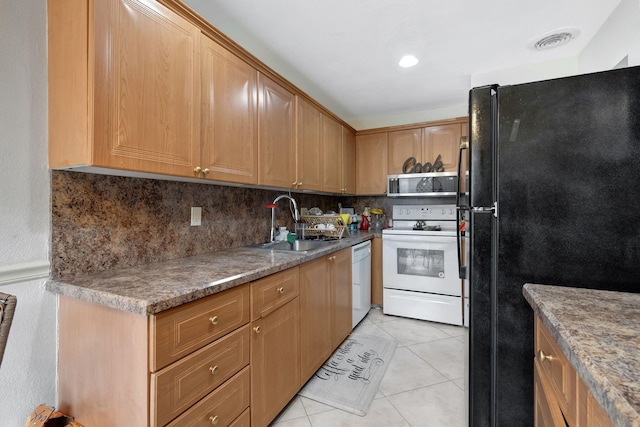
[0,260,50,286]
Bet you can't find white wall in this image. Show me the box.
[579,0,640,72]
[0,0,56,424]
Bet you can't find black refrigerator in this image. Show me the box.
[457,65,640,426]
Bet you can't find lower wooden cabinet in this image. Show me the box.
[249,267,301,427]
[371,237,383,305]
[57,284,251,427]
[330,248,352,348]
[534,316,613,427]
[299,248,352,382]
[299,256,333,381]
[57,247,358,427]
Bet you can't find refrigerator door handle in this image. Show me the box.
[456,206,468,279]
[456,136,469,209]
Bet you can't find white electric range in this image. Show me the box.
[382,204,463,325]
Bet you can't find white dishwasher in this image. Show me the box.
[352,240,372,328]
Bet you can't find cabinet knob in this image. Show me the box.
[209,316,219,325]
[277,286,285,294]
[292,181,298,186]
[194,166,202,174]
[253,326,261,334]
[203,168,210,175]
[327,255,336,261]
[209,365,218,375]
[538,350,554,362]
[298,182,303,186]
[209,415,219,425]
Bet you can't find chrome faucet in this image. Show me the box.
[268,194,300,242]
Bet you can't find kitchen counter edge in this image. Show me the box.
[46,232,379,316]
[523,283,640,427]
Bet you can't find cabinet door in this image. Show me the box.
[299,257,332,381]
[321,115,343,193]
[331,249,352,348]
[422,124,461,172]
[388,128,421,174]
[201,36,258,184]
[296,97,323,191]
[258,73,296,188]
[92,0,201,176]
[371,237,383,305]
[355,132,388,195]
[534,359,567,427]
[342,127,357,195]
[251,298,300,427]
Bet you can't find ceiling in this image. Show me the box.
[183,0,621,127]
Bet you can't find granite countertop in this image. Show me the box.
[523,283,640,427]
[46,232,378,316]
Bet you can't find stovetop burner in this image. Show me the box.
[412,224,442,231]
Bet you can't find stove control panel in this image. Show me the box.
[392,204,456,221]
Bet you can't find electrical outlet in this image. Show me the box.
[190,207,202,226]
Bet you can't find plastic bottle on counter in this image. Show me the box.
[360,214,370,231]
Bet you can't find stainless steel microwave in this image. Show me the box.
[387,172,458,197]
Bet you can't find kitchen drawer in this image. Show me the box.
[535,316,576,425]
[229,408,250,427]
[251,267,299,320]
[151,325,250,426]
[166,366,250,427]
[151,284,250,370]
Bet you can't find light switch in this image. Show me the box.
[191,207,202,226]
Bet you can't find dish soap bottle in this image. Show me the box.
[360,214,370,231]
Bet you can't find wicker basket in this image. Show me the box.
[300,215,349,239]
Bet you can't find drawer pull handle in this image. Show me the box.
[209,415,219,425]
[209,365,218,375]
[538,350,555,362]
[209,316,219,325]
[277,286,285,294]
[253,326,261,334]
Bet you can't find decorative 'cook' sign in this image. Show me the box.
[401,154,444,173]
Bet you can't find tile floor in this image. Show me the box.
[271,307,466,427]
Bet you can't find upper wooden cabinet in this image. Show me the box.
[356,133,388,195]
[296,97,323,191]
[422,123,462,172]
[388,128,422,175]
[342,127,356,195]
[48,0,201,176]
[200,35,258,184]
[387,122,466,175]
[321,115,344,193]
[257,74,297,188]
[322,118,356,195]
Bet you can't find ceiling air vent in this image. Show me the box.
[531,27,581,51]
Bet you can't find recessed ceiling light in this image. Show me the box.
[399,55,419,68]
[530,27,581,51]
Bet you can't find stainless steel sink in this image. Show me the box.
[254,240,334,252]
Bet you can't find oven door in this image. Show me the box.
[383,233,461,296]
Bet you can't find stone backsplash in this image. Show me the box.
[51,171,343,279]
[51,171,457,279]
